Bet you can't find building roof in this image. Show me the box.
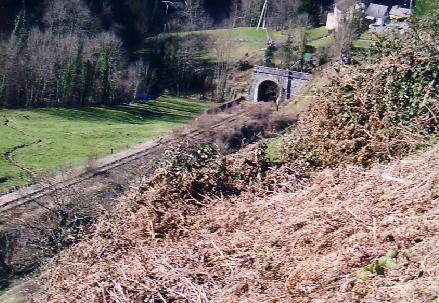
[335,0,356,12]
[365,3,389,19]
[389,5,411,18]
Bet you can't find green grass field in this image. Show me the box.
[308,35,335,48]
[182,27,271,42]
[414,0,437,16]
[173,26,334,62]
[307,27,330,41]
[198,26,330,43]
[0,96,213,192]
[354,32,373,49]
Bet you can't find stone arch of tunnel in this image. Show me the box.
[256,80,281,102]
[249,66,312,103]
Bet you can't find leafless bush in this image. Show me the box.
[0,183,103,277]
[313,45,332,65]
[85,153,99,174]
[43,0,98,34]
[30,142,439,303]
[209,104,296,151]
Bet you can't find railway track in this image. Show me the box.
[0,113,242,213]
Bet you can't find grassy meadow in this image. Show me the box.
[0,96,213,192]
[147,26,374,73]
[414,0,437,16]
[170,26,334,62]
[353,32,373,49]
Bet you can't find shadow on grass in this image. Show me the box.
[35,99,210,125]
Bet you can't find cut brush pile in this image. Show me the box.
[32,144,438,302]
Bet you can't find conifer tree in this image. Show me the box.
[80,60,94,106]
[12,10,27,51]
[61,43,84,105]
[98,43,111,104]
[295,0,320,27]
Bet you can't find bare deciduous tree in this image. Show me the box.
[332,0,362,58]
[43,0,98,34]
[213,32,233,100]
[282,25,308,71]
[127,60,149,102]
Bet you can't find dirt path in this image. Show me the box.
[4,140,41,182]
[1,115,41,184]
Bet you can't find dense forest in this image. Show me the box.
[0,0,320,108]
[0,0,411,108]
[0,0,334,40]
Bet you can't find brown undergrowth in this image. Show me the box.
[191,102,296,151]
[32,143,438,302]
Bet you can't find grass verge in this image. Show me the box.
[0,96,214,192]
[265,73,329,162]
[353,32,373,49]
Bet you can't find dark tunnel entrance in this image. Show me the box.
[257,80,280,102]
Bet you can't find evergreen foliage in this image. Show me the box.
[61,43,84,105]
[282,27,307,70]
[80,60,94,106]
[98,43,112,104]
[11,10,27,51]
[235,59,251,71]
[284,20,439,168]
[414,0,438,17]
[295,0,320,27]
[351,7,368,38]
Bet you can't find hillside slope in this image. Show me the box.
[26,10,439,302]
[33,143,438,302]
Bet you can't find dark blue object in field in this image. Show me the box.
[135,92,157,102]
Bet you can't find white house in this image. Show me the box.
[365,3,389,26]
[326,12,338,30]
[389,5,412,21]
[326,0,361,31]
[326,1,411,33]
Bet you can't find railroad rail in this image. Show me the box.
[0,113,241,213]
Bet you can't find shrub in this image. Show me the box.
[144,142,269,208]
[283,31,439,169]
[235,59,251,71]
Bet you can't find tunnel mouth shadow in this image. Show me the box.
[257,80,280,102]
